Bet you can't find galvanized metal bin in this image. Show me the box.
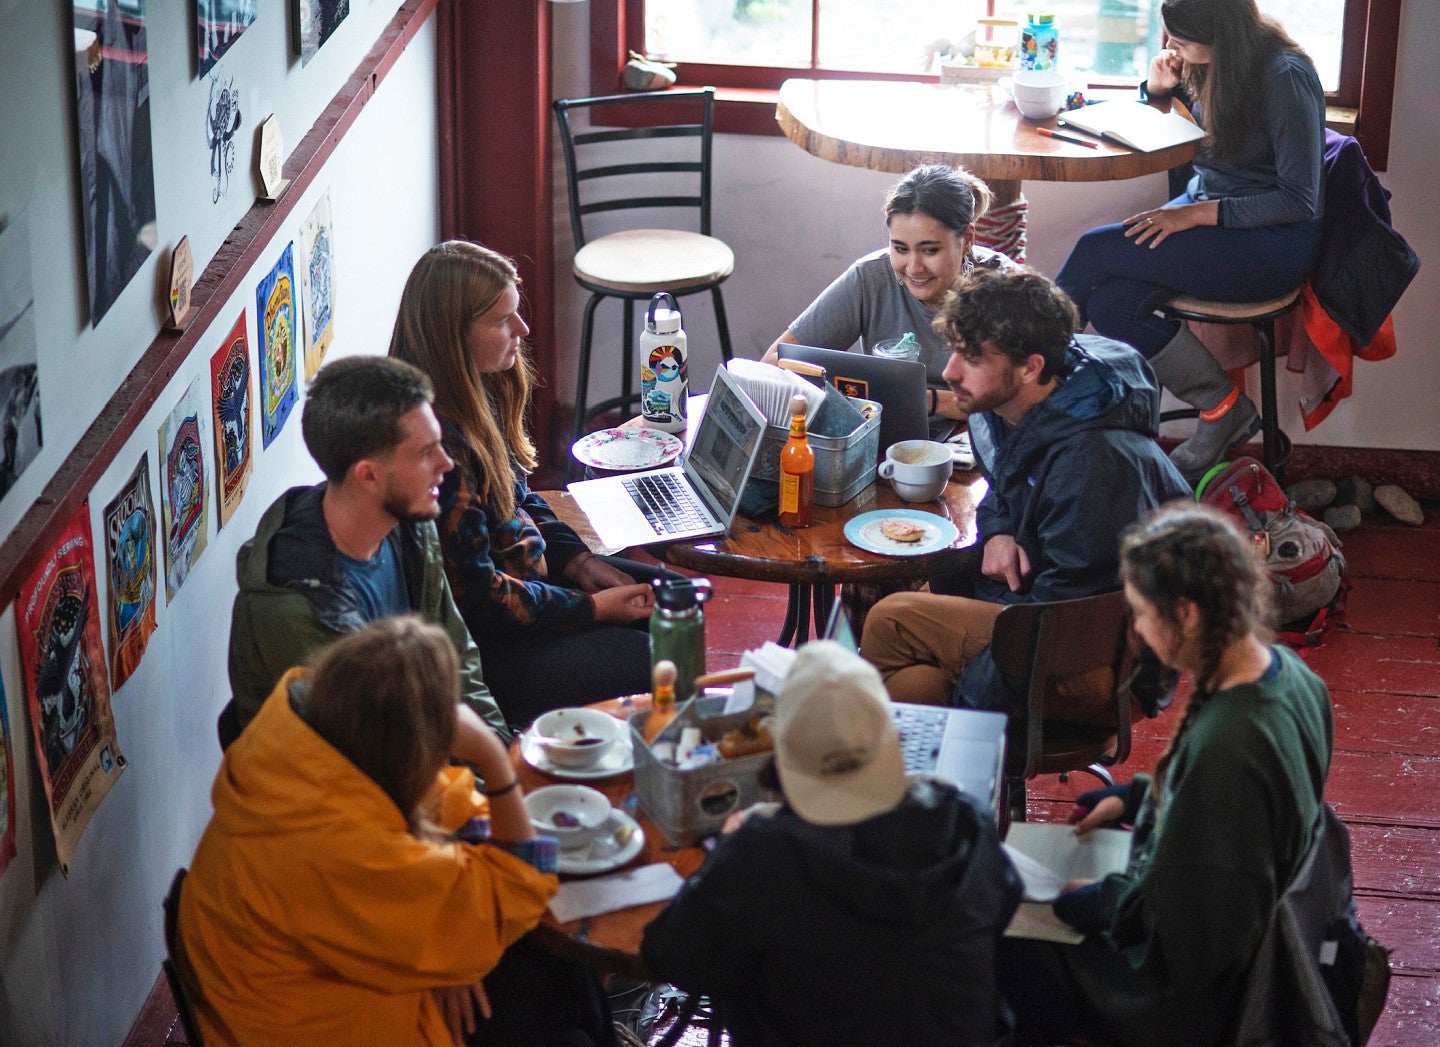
[749,398,881,507]
[631,694,777,847]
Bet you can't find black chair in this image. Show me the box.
[1159,290,1302,478]
[216,698,241,752]
[163,869,206,1047]
[989,590,1138,827]
[553,88,735,447]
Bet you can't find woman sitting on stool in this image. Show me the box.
[391,240,668,726]
[999,503,1334,1046]
[1056,0,1324,481]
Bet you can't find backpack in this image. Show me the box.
[1196,458,1348,645]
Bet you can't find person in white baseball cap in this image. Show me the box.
[641,641,1021,1046]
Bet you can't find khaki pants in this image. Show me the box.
[861,591,1006,706]
[862,590,1124,721]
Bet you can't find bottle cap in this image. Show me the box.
[790,393,808,416]
[651,308,682,335]
[654,577,712,611]
[1029,12,1055,24]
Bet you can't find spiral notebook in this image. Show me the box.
[1059,100,1205,153]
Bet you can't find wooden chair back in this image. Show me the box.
[163,868,206,1047]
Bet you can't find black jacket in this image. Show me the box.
[957,337,1191,712]
[641,781,1022,1047]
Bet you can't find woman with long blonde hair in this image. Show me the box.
[390,241,661,724]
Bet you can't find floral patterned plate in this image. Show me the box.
[571,427,684,472]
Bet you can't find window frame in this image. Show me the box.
[592,0,1402,168]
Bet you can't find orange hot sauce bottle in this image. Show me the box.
[778,393,815,528]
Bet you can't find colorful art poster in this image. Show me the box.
[197,0,258,78]
[0,675,16,880]
[210,313,253,526]
[295,0,350,66]
[256,244,297,448]
[158,378,211,601]
[298,191,335,381]
[103,454,158,688]
[72,0,157,325]
[0,209,43,501]
[17,502,126,875]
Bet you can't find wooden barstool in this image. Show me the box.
[1159,288,1302,477]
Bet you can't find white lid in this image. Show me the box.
[651,309,682,334]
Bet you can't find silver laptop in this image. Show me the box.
[568,366,768,549]
[777,343,958,448]
[825,601,1007,813]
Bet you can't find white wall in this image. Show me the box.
[550,4,1436,451]
[0,3,442,1044]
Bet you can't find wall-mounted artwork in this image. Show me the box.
[158,378,211,601]
[0,210,43,501]
[71,0,157,326]
[299,191,335,380]
[205,74,242,204]
[294,0,349,67]
[103,453,158,689]
[0,675,16,881]
[17,501,126,876]
[210,314,253,525]
[197,0,258,78]
[257,244,298,448]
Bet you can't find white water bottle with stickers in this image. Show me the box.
[640,292,688,434]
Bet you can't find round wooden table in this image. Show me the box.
[510,695,704,978]
[659,473,986,644]
[776,78,1200,259]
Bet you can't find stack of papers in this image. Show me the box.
[1058,100,1206,153]
[1002,822,1131,943]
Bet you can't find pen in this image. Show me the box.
[1037,126,1100,149]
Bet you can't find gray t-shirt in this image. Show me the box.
[789,246,1011,383]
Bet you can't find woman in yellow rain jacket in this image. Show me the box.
[178,616,562,1046]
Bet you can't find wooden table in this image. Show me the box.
[512,695,704,979]
[548,472,987,644]
[776,78,1200,259]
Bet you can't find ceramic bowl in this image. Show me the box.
[878,439,952,502]
[1007,69,1068,120]
[524,785,613,850]
[532,706,623,769]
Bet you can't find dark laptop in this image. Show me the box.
[777,343,957,449]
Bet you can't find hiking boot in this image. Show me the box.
[1148,324,1263,484]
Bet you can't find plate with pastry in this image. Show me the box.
[843,509,959,557]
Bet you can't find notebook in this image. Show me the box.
[777,343,957,448]
[567,366,768,549]
[1058,100,1206,153]
[824,601,1007,811]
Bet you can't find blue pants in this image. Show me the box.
[1056,194,1320,357]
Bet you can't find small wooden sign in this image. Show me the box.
[257,114,290,201]
[166,236,195,330]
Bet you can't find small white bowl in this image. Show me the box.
[1004,69,1068,120]
[532,707,622,770]
[525,785,613,850]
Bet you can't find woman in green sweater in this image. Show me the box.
[1000,502,1334,1046]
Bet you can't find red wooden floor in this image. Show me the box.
[127,513,1440,1046]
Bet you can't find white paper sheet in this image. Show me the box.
[548,862,686,924]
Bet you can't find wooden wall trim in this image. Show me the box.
[0,0,439,609]
[436,2,556,462]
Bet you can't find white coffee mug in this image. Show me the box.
[877,440,952,502]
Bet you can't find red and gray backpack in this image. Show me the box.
[1196,458,1348,646]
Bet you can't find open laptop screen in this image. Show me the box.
[686,374,765,519]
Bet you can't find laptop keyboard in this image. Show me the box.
[622,472,710,535]
[892,704,946,774]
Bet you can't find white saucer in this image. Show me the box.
[521,726,635,780]
[557,809,645,875]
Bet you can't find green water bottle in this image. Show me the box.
[650,577,712,701]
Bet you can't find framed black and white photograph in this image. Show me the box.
[0,209,43,501]
[294,0,349,67]
[196,0,257,78]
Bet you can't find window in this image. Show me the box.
[595,0,1400,165]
